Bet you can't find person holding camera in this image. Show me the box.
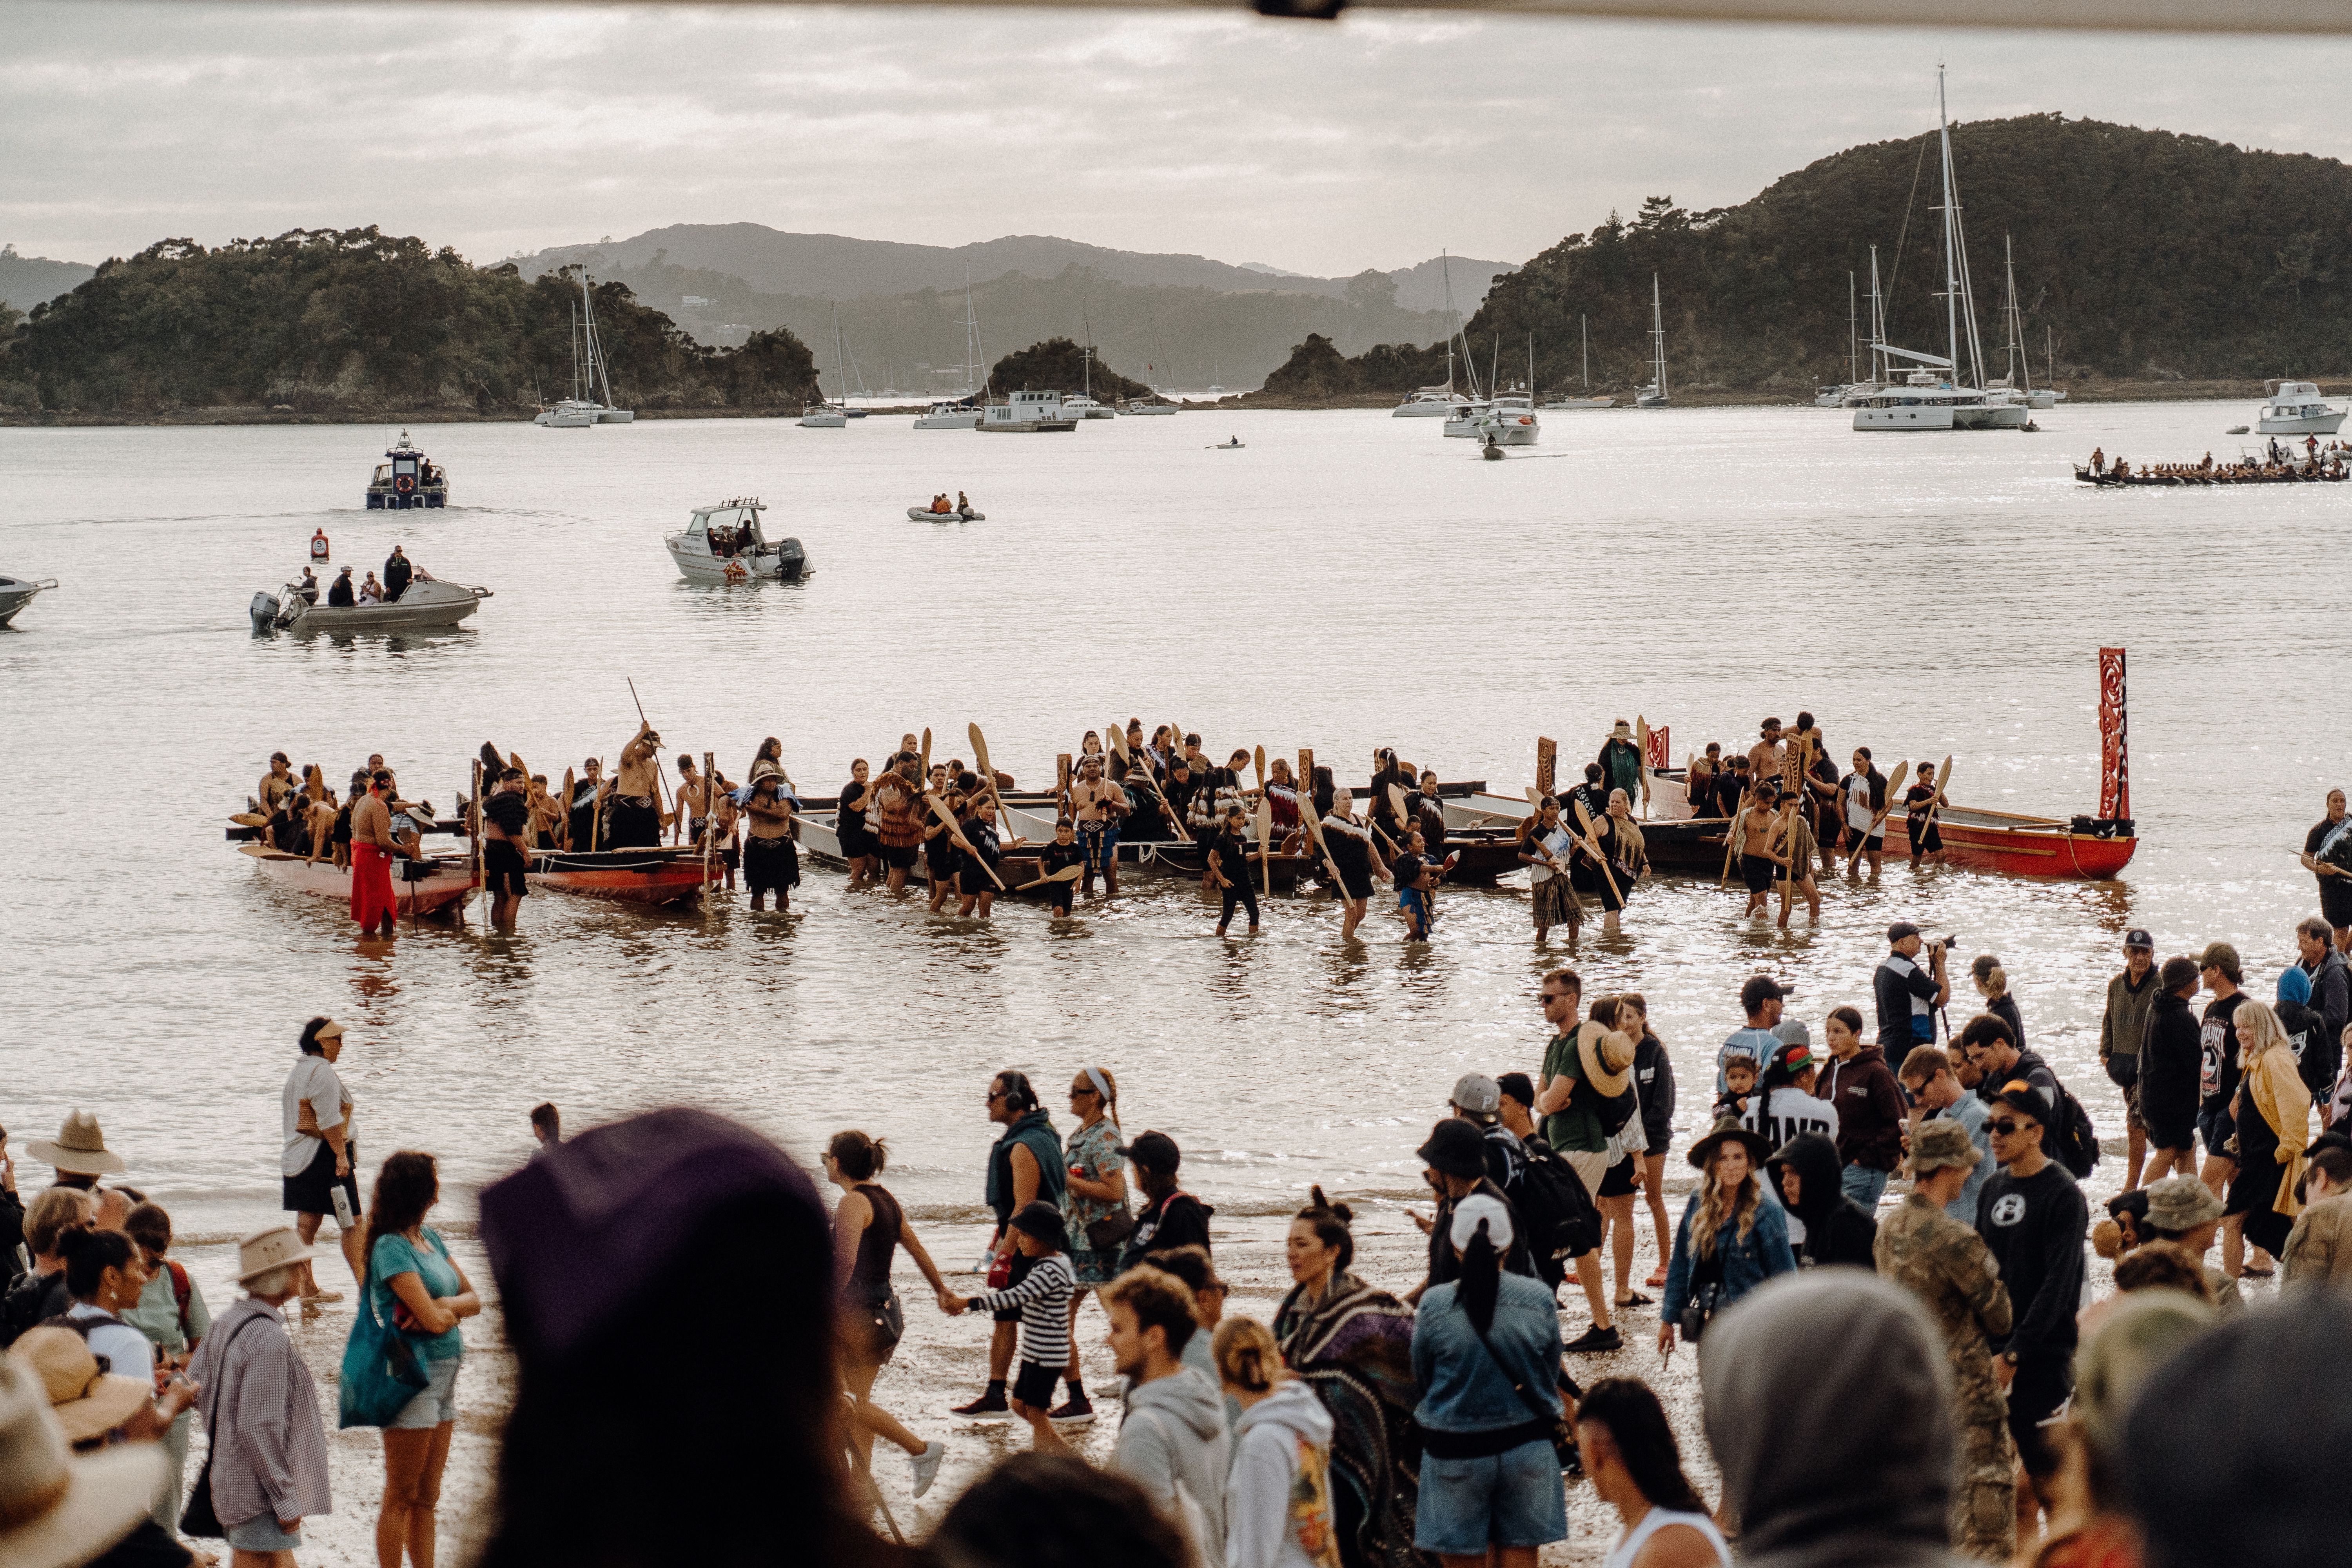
[1872,923,1950,1076]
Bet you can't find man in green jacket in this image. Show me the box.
[2099,929,2160,1190]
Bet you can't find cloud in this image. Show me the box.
[4,1,2349,277]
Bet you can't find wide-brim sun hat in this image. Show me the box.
[1688,1115,1773,1172]
[0,1358,162,1568]
[25,1112,124,1178]
[234,1224,317,1285]
[7,1330,151,1446]
[1576,1026,1637,1098]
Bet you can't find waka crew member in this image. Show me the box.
[1794,713,1840,872]
[481,768,531,929]
[869,753,926,895]
[837,759,878,891]
[1410,769,1449,855]
[1319,788,1389,944]
[1597,719,1642,807]
[1391,828,1439,942]
[608,721,664,848]
[1905,762,1947,867]
[258,752,296,816]
[1569,762,1610,826]
[526,773,563,849]
[1737,780,1789,919]
[1264,757,1300,831]
[1207,804,1260,937]
[2298,788,2352,948]
[383,546,413,602]
[1066,753,1125,899]
[922,782,962,914]
[1776,787,1821,929]
[1040,818,1085,917]
[349,770,399,938]
[671,754,709,846]
[1595,788,1647,936]
[1518,795,1580,945]
[1746,717,1787,786]
[566,759,606,851]
[742,774,799,912]
[1840,747,1890,877]
[953,775,1003,920]
[709,773,743,889]
[328,566,357,607]
[1369,748,1410,842]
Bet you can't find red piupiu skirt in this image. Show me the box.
[350,845,397,928]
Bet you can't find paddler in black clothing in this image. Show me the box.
[1040,818,1086,917]
[1207,804,1260,936]
[481,768,532,929]
[953,774,1002,920]
[1410,769,1449,857]
[1370,749,1410,842]
[1737,779,1789,919]
[1570,762,1610,826]
[567,759,607,851]
[1794,713,1840,873]
[1319,788,1390,944]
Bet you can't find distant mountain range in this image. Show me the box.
[0,247,96,314]
[515,225,1513,316]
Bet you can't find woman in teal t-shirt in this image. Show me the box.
[366,1150,481,1568]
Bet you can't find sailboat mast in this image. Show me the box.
[1868,246,1885,384]
[568,299,580,403]
[1848,271,1858,386]
[587,276,616,410]
[1650,274,1667,400]
[1936,67,1961,386]
[1581,315,1589,390]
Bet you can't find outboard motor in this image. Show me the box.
[250,590,281,629]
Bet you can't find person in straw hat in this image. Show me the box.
[1871,1117,2017,1561]
[0,1354,170,1568]
[1659,1116,1793,1358]
[28,1111,127,1194]
[184,1227,331,1564]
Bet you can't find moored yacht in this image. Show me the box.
[979,390,1079,432]
[1393,387,1461,417]
[2258,381,2347,436]
[534,272,633,426]
[914,398,981,430]
[1635,275,1670,407]
[798,403,849,428]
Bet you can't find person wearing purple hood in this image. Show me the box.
[474,1108,909,1568]
[1699,1271,1965,1567]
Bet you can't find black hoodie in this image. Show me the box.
[2140,989,2203,1141]
[1766,1132,1878,1270]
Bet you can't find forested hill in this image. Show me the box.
[0,229,821,416]
[1265,116,2352,399]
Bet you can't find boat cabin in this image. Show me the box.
[686,498,769,557]
[984,390,1069,426]
[366,431,449,509]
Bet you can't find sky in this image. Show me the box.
[9,2,2352,277]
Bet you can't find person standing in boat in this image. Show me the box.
[328,566,356,607]
[742,774,799,913]
[566,760,606,851]
[608,722,664,847]
[383,546,413,603]
[1598,720,1643,807]
[349,771,400,938]
[481,769,531,931]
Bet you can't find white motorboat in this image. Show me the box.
[914,400,981,430]
[365,430,450,509]
[798,403,849,428]
[980,390,1079,432]
[1061,394,1117,420]
[534,272,632,426]
[2258,381,2347,436]
[664,497,809,582]
[1854,72,2027,433]
[907,505,986,521]
[0,575,57,628]
[251,575,490,634]
[1123,398,1180,416]
[1542,394,1615,411]
[1472,392,1540,446]
[1392,387,1460,417]
[1441,400,1492,437]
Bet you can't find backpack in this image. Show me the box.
[2051,1080,2101,1178]
[1511,1136,1603,1263]
[0,1272,68,1351]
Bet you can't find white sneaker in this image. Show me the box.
[910,1439,947,1499]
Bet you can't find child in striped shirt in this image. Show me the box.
[949,1201,1076,1449]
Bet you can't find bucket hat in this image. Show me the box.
[0,1358,160,1568]
[1417,1119,1489,1180]
[1907,1119,1981,1176]
[234,1224,317,1285]
[26,1113,124,1178]
[1688,1114,1773,1172]
[2143,1174,2224,1233]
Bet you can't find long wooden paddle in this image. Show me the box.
[591,758,607,851]
[1522,786,1570,883]
[701,751,717,893]
[925,791,1006,890]
[1112,719,1189,842]
[1635,716,1652,818]
[919,727,931,780]
[1570,797,1624,903]
[558,767,576,851]
[1917,755,1955,845]
[1773,730,1812,898]
[1252,746,1266,795]
[969,722,1013,841]
[1296,793,1348,895]
[1846,756,1910,873]
[1255,797,1274,897]
[1013,865,1085,893]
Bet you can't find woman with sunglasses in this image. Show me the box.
[1054,1067,1128,1428]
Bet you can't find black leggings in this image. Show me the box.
[1219,882,1259,928]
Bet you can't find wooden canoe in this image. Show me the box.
[234,842,475,918]
[528,848,723,906]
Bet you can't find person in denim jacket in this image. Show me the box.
[1659,1118,1797,1356]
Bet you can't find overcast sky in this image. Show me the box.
[9,2,2350,277]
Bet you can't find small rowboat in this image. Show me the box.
[908,506,985,522]
[234,842,477,918]
[528,847,723,906]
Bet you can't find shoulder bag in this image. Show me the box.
[180,1312,274,1538]
[1464,1308,1577,1470]
[337,1260,431,1430]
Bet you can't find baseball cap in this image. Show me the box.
[1991,1084,2050,1125]
[1888,921,1922,944]
[1771,1040,1817,1076]
[2123,929,2154,951]
[1448,1193,1514,1252]
[1449,1074,1502,1117]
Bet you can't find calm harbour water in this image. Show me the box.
[2,401,2346,1244]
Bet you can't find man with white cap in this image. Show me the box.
[185,1226,332,1563]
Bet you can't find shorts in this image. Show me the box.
[991,1250,1034,1324]
[282,1137,360,1220]
[1413,1439,1568,1553]
[2320,877,2352,931]
[388,1353,460,1429]
[227,1515,303,1552]
[2006,1355,2072,1480]
[1847,826,1886,851]
[880,842,919,871]
[1908,817,1944,854]
[2145,1109,2195,1153]
[1598,1155,1637,1198]
[2199,1107,2235,1158]
[1011,1359,1061,1409]
[1739,855,1775,893]
[839,821,878,858]
[483,839,529,897]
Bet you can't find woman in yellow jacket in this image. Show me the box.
[2225,1001,2314,1264]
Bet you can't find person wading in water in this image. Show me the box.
[608,722,664,848]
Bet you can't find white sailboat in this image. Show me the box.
[1542,315,1615,410]
[535,272,633,427]
[1413,252,1490,425]
[1471,337,1541,445]
[916,275,987,429]
[800,307,855,427]
[1853,69,2029,432]
[1635,276,1669,407]
[1988,236,2061,412]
